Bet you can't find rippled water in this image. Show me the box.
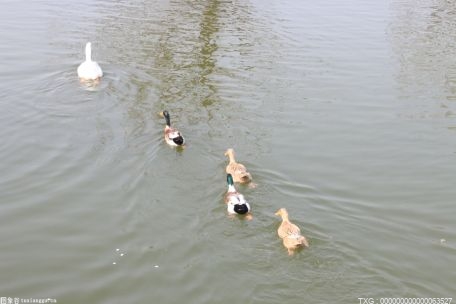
[1,0,455,303]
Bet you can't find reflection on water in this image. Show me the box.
[153,0,221,110]
[197,0,219,107]
[389,0,456,122]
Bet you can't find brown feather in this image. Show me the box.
[224,148,252,184]
[275,208,309,255]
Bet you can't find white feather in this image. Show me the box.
[226,193,250,214]
[169,131,181,139]
[77,42,103,80]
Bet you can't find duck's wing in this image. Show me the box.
[226,163,251,182]
[278,222,301,238]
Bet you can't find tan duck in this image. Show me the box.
[160,110,185,147]
[275,208,309,255]
[224,148,252,184]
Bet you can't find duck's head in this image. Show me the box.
[275,208,288,217]
[224,148,234,157]
[227,173,234,186]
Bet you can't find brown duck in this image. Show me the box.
[224,148,252,184]
[275,208,309,255]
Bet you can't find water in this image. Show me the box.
[0,0,455,303]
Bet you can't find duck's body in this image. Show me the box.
[225,174,251,216]
[224,148,252,184]
[77,42,103,81]
[275,208,308,255]
[160,110,185,147]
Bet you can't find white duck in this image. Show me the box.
[77,42,103,81]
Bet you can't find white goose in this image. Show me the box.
[77,42,103,81]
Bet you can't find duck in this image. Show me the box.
[225,174,251,217]
[77,42,103,81]
[275,208,309,255]
[224,148,252,184]
[160,110,185,147]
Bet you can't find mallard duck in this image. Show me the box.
[224,148,252,184]
[275,208,308,255]
[160,110,185,147]
[225,174,251,216]
[77,42,103,81]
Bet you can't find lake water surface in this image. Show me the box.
[0,0,455,303]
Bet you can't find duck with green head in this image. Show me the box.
[160,110,185,147]
[224,174,251,216]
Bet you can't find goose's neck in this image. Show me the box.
[85,43,92,62]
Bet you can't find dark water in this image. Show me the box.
[0,0,455,303]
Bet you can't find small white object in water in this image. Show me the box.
[113,262,117,265]
[116,248,120,252]
[154,265,159,268]
[440,238,447,244]
[120,253,125,256]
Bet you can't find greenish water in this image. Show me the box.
[0,0,455,303]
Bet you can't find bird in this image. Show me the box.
[160,110,185,147]
[77,42,103,81]
[224,148,252,184]
[275,208,309,255]
[224,174,251,217]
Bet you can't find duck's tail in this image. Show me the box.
[234,204,249,214]
[286,234,309,247]
[240,173,252,183]
[297,235,309,247]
